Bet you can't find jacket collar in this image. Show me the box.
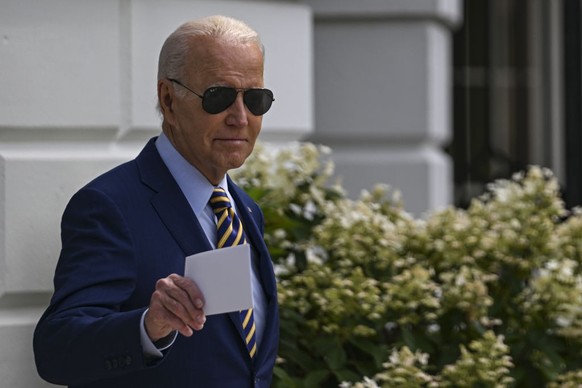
[136,137,213,256]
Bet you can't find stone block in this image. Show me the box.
[314,22,450,144]
[0,315,54,387]
[332,146,452,217]
[0,0,120,128]
[0,151,135,296]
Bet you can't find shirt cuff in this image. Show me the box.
[140,309,178,358]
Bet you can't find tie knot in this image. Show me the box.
[209,187,231,214]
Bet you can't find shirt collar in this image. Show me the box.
[155,132,228,217]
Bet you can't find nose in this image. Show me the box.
[225,92,248,127]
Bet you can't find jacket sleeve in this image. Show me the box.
[33,187,154,386]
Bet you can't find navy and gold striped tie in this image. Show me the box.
[209,187,257,359]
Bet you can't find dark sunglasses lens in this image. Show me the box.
[202,87,237,114]
[244,89,274,116]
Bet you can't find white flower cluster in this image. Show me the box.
[235,145,582,387]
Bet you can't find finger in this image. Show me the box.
[162,275,206,324]
[168,274,205,309]
[145,300,193,341]
[159,290,205,330]
[155,276,206,329]
[146,286,205,339]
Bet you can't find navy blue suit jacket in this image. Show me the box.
[33,137,279,387]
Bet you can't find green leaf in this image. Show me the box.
[314,338,346,370]
[272,366,297,388]
[325,347,347,370]
[279,341,319,373]
[401,327,417,349]
[304,370,331,388]
[331,368,364,384]
[348,337,387,368]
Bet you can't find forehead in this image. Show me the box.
[185,37,264,85]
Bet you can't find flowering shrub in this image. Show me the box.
[232,143,582,387]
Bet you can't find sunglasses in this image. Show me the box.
[168,78,274,116]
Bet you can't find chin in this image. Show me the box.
[221,157,244,172]
[231,149,252,165]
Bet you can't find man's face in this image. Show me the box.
[162,37,265,184]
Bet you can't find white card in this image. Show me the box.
[184,244,253,316]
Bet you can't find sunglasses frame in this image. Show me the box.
[167,78,274,116]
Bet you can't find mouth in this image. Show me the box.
[215,138,248,144]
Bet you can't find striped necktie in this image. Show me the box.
[209,187,257,359]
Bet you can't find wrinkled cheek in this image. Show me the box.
[230,147,254,168]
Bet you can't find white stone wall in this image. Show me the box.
[305,0,461,216]
[0,0,460,385]
[0,1,311,386]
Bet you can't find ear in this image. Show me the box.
[158,79,175,117]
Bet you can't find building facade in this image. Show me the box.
[0,0,460,385]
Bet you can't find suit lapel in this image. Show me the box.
[150,190,212,256]
[136,138,212,257]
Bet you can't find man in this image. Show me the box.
[33,15,279,387]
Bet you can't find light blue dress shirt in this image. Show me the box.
[140,132,267,357]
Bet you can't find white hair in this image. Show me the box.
[157,15,264,82]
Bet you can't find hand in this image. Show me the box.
[144,274,206,342]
